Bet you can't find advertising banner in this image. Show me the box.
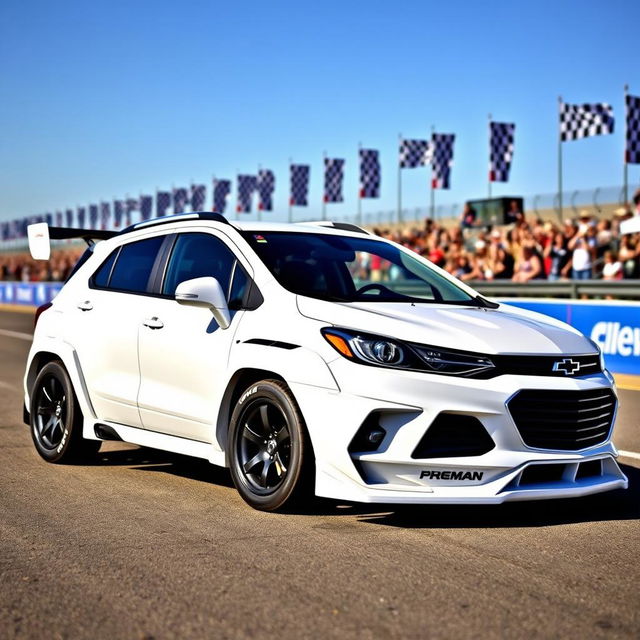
[505,299,640,375]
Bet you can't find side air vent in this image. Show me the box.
[411,413,495,459]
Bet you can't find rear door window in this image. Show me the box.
[97,236,165,293]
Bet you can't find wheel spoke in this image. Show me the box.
[243,452,264,474]
[42,387,53,403]
[243,424,263,446]
[275,426,289,446]
[260,458,272,487]
[259,404,270,432]
[40,415,56,438]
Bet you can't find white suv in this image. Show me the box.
[24,213,627,511]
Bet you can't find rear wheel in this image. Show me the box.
[30,361,101,463]
[228,379,313,511]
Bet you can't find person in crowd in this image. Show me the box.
[567,226,596,280]
[512,241,543,282]
[544,231,570,281]
[460,203,477,229]
[602,251,623,281]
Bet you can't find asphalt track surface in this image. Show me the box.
[0,309,638,640]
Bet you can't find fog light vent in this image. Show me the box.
[411,413,495,459]
[348,413,387,454]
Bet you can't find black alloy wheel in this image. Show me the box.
[239,400,291,493]
[33,373,67,451]
[228,379,314,511]
[30,361,101,463]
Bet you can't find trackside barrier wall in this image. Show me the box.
[1,283,638,375]
[0,282,62,306]
[504,299,640,375]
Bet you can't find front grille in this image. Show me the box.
[508,389,616,450]
[491,354,601,378]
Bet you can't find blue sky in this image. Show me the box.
[0,0,638,224]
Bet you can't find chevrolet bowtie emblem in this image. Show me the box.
[552,358,581,375]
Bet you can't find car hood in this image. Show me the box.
[296,296,594,355]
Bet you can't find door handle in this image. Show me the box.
[143,316,164,330]
[77,300,93,311]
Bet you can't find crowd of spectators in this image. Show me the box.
[0,249,82,283]
[1,191,640,284]
[371,192,640,283]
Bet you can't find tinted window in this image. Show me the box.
[243,232,477,304]
[163,233,236,296]
[108,236,165,293]
[92,249,118,288]
[228,264,249,309]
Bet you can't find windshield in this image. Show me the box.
[243,231,478,304]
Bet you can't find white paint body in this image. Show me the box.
[24,219,628,503]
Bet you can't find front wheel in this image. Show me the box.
[227,379,314,511]
[30,361,101,463]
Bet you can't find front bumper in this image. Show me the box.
[291,359,628,504]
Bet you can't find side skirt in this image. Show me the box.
[91,420,226,467]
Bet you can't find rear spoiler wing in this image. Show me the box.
[27,223,117,260]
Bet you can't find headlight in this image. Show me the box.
[321,328,495,377]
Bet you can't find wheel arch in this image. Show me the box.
[216,368,287,453]
[25,341,97,436]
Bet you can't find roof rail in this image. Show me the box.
[299,221,370,235]
[120,212,233,235]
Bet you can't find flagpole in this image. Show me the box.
[488,114,492,199]
[288,158,293,223]
[624,84,629,206]
[257,164,262,223]
[397,133,402,226]
[322,151,327,221]
[357,143,362,226]
[235,170,240,221]
[558,96,563,222]
[430,126,435,219]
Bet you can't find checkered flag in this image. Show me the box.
[89,204,99,229]
[213,179,231,213]
[431,134,455,189]
[173,188,189,214]
[399,139,431,168]
[190,184,206,211]
[626,93,640,164]
[489,122,515,182]
[560,102,614,141]
[290,164,310,206]
[257,169,275,211]
[65,209,74,227]
[156,192,171,217]
[125,198,139,226]
[113,200,124,227]
[324,158,344,203]
[359,149,380,198]
[100,202,110,229]
[140,196,153,221]
[237,175,257,213]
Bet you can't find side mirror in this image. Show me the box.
[175,276,231,329]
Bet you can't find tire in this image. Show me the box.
[30,361,101,463]
[227,379,314,511]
